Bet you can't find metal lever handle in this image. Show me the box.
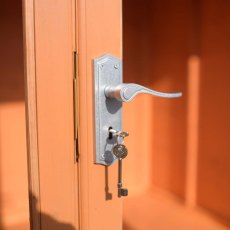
[105,83,182,102]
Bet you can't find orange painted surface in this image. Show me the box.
[1,1,230,230]
[123,0,230,229]
[123,188,229,230]
[0,103,30,230]
[197,0,230,221]
[77,0,123,229]
[123,0,188,199]
[34,0,78,228]
[0,1,30,229]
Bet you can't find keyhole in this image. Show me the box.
[108,127,113,139]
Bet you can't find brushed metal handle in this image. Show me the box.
[105,83,182,102]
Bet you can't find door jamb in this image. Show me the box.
[23,0,41,229]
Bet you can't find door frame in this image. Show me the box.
[23,0,41,228]
[23,0,78,229]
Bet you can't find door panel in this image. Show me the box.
[77,0,122,229]
[35,0,77,227]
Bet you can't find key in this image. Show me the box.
[118,158,128,197]
[112,143,128,197]
[112,144,128,159]
[108,128,129,140]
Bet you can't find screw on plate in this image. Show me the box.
[114,64,119,69]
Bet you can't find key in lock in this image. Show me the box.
[110,129,129,197]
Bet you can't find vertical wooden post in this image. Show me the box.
[23,0,41,229]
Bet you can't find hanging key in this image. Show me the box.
[112,143,128,197]
[110,128,129,197]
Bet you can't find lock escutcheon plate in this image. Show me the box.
[94,54,122,165]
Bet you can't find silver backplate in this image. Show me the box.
[94,54,122,165]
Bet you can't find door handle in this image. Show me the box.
[93,54,182,166]
[105,83,182,102]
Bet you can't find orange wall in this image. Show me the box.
[0,1,29,229]
[123,0,189,198]
[197,0,230,221]
[123,0,230,223]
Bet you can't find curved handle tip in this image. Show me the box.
[105,83,182,102]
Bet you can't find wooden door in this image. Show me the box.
[24,0,123,229]
[76,0,123,229]
[24,0,78,229]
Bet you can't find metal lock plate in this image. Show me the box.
[94,54,122,165]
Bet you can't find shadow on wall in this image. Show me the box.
[0,0,25,103]
[30,194,75,230]
[0,1,28,229]
[123,0,230,227]
[123,220,137,230]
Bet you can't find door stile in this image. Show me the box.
[77,0,123,229]
[23,0,41,229]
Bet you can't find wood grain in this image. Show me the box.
[22,0,41,229]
